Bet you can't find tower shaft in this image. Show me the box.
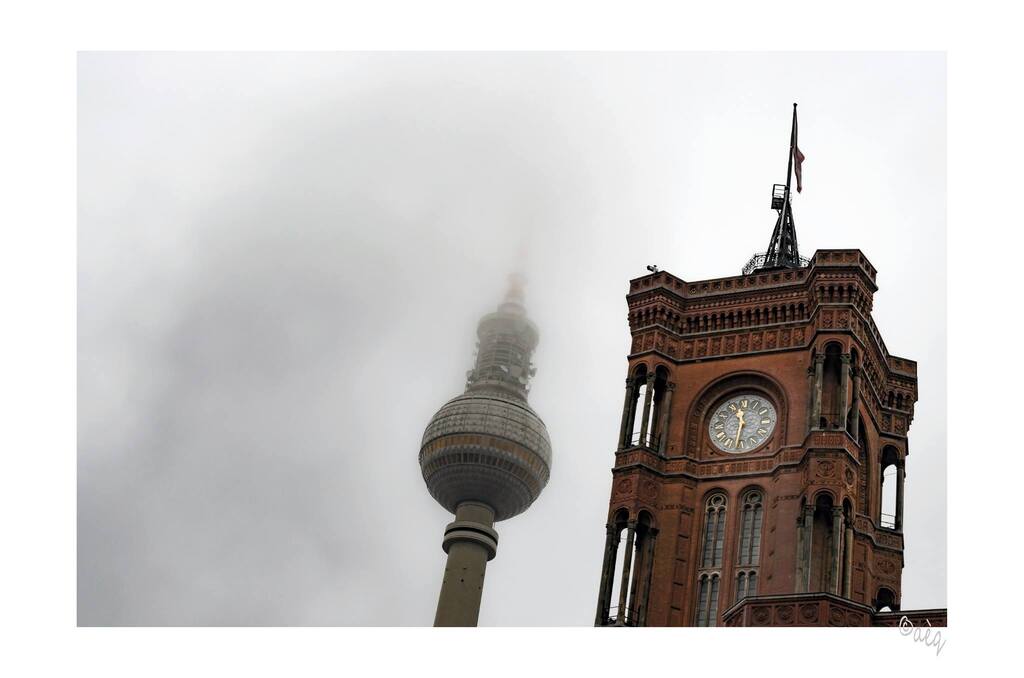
[434,502,498,627]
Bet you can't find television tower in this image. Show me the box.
[419,275,552,626]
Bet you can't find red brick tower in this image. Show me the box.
[593,108,945,628]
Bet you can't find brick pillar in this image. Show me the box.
[811,354,825,429]
[803,505,815,592]
[628,530,646,623]
[843,522,854,598]
[896,463,906,531]
[796,505,814,593]
[636,529,657,626]
[830,507,844,594]
[794,511,806,593]
[618,378,635,449]
[638,374,655,447]
[849,367,861,440]
[658,383,675,454]
[594,523,619,625]
[805,366,815,434]
[839,353,852,430]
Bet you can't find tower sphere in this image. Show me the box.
[419,275,552,522]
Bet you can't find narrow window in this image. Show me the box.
[880,446,899,529]
[695,494,727,625]
[734,490,763,603]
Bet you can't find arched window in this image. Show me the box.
[735,570,758,602]
[820,343,842,429]
[880,446,900,529]
[696,573,720,627]
[875,587,897,612]
[737,490,764,566]
[695,493,727,625]
[701,494,727,569]
[735,490,763,602]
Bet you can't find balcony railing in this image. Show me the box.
[602,605,639,627]
[627,431,661,450]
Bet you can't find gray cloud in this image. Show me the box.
[78,52,945,625]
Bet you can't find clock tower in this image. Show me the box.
[592,108,945,627]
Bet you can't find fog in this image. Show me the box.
[78,52,945,625]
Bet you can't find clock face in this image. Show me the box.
[707,394,777,453]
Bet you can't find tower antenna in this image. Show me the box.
[746,103,807,273]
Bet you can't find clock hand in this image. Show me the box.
[734,410,746,447]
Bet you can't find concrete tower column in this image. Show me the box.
[811,354,825,429]
[434,502,499,627]
[838,353,852,430]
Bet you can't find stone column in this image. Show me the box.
[805,366,816,434]
[628,531,646,623]
[802,505,815,592]
[843,522,854,598]
[616,521,637,623]
[839,353,852,430]
[594,523,619,625]
[811,354,825,429]
[896,463,906,531]
[830,507,844,594]
[794,511,806,593]
[849,367,862,440]
[618,378,635,449]
[658,383,675,454]
[636,529,657,626]
[434,501,498,627]
[638,374,655,447]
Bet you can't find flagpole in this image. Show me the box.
[780,102,798,240]
[767,103,798,268]
[785,103,797,194]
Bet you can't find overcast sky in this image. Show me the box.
[78,52,945,626]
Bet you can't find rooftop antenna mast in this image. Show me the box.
[752,103,805,272]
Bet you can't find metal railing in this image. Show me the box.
[742,252,811,276]
[880,512,897,530]
[627,431,660,450]
[603,605,639,627]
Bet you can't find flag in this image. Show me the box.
[792,110,805,193]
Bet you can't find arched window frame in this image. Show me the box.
[879,445,900,530]
[734,488,764,602]
[695,492,727,626]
